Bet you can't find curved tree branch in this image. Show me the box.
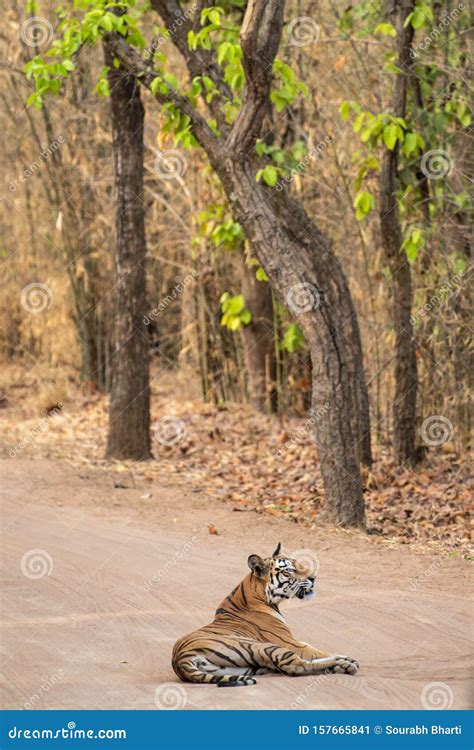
[227,0,285,155]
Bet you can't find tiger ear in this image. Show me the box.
[272,542,282,558]
[248,554,269,578]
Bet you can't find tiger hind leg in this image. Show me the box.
[178,656,258,687]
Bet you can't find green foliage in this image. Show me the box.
[220,292,251,330]
[373,23,396,37]
[254,139,307,187]
[353,190,375,220]
[282,323,305,353]
[404,3,433,30]
[256,165,279,187]
[271,59,308,113]
[23,0,147,107]
[401,227,425,262]
[196,204,244,251]
[339,0,472,271]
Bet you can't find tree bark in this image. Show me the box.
[104,45,151,460]
[222,160,365,527]
[238,252,277,412]
[380,0,419,465]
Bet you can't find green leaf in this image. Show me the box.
[257,165,278,187]
[282,323,305,353]
[383,123,398,150]
[353,191,375,220]
[256,267,269,282]
[374,22,396,37]
[340,101,350,121]
[100,13,113,31]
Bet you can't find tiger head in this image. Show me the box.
[247,543,316,605]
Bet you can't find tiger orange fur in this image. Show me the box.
[172,544,359,687]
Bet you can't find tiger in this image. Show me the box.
[172,543,359,687]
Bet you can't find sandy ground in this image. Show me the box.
[0,457,472,710]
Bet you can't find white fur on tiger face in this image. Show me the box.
[266,554,316,604]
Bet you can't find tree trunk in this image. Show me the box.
[380,0,419,465]
[217,159,365,527]
[104,45,151,460]
[238,251,277,412]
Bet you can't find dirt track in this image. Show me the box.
[0,457,472,710]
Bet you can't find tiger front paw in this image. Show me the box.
[331,655,359,675]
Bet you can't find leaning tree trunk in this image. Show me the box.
[238,250,277,412]
[380,0,418,466]
[106,0,367,525]
[104,45,151,460]
[217,159,365,527]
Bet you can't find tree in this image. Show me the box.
[379,0,418,465]
[103,43,151,459]
[107,0,369,524]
